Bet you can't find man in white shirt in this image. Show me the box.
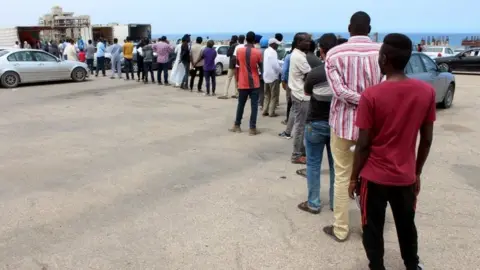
[262,38,283,117]
[288,33,312,164]
[65,39,78,61]
[13,41,19,48]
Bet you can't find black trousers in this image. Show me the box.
[143,62,154,82]
[189,66,204,90]
[86,58,94,74]
[360,180,420,270]
[124,58,134,79]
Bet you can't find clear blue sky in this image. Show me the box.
[0,1,478,34]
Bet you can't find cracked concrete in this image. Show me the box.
[0,74,479,269]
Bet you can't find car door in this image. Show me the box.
[216,46,229,68]
[462,49,480,71]
[419,54,446,103]
[445,48,454,57]
[31,51,62,81]
[6,51,38,83]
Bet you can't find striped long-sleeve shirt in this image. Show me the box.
[325,36,383,141]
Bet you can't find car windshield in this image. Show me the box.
[424,47,443,52]
[0,50,9,57]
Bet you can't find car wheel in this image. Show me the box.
[71,67,87,82]
[215,63,223,76]
[441,83,454,109]
[439,63,450,72]
[1,71,20,88]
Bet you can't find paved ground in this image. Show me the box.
[0,74,479,270]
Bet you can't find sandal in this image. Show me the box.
[296,168,307,178]
[297,201,320,214]
[322,225,348,242]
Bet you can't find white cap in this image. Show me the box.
[268,38,281,45]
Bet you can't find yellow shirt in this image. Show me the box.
[123,42,134,59]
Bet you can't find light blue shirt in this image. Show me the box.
[96,42,105,57]
[110,43,123,60]
[281,53,291,82]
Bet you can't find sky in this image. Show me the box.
[1,0,479,34]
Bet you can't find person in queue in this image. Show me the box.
[351,33,430,270]
[322,11,383,242]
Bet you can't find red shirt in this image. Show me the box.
[236,45,262,90]
[78,51,86,62]
[356,79,436,186]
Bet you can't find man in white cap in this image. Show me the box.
[262,38,283,117]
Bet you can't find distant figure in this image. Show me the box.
[189,36,204,92]
[135,40,145,82]
[229,31,263,136]
[231,34,246,98]
[219,35,239,99]
[110,38,123,79]
[153,36,174,85]
[170,39,186,87]
[123,36,135,80]
[275,33,287,60]
[306,40,323,68]
[23,41,31,49]
[78,48,86,63]
[48,41,59,57]
[194,40,217,96]
[85,40,95,75]
[13,41,19,48]
[142,38,155,84]
[95,39,106,77]
[65,39,78,61]
[417,44,423,52]
[180,34,191,89]
[262,38,283,117]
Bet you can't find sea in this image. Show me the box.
[153,32,480,48]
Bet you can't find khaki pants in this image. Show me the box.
[331,131,356,240]
[263,80,279,115]
[223,68,238,97]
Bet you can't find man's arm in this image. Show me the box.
[415,91,436,191]
[298,55,311,75]
[272,52,282,74]
[349,93,374,198]
[325,56,361,104]
[304,66,323,96]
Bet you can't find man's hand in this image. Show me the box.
[348,179,357,199]
[282,81,287,90]
[415,175,421,196]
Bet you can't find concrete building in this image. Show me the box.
[38,6,90,41]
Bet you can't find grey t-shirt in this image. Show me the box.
[86,44,96,59]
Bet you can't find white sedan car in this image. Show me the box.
[213,45,230,76]
[0,48,89,88]
[423,46,455,59]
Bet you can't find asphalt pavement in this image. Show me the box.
[0,74,479,269]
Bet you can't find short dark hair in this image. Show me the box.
[238,34,245,43]
[126,36,130,41]
[246,31,255,44]
[349,11,371,35]
[113,38,118,43]
[309,40,316,53]
[230,35,238,44]
[88,39,92,44]
[275,33,283,42]
[337,38,348,45]
[319,33,338,55]
[207,40,214,48]
[293,32,308,46]
[382,33,413,71]
[196,36,203,44]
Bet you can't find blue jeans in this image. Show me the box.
[234,88,259,129]
[305,121,335,211]
[157,62,169,83]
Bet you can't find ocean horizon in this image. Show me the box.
[152,32,480,47]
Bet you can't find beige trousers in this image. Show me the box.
[263,80,279,115]
[223,68,238,97]
[331,131,356,240]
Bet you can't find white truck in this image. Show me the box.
[0,27,43,48]
[92,23,151,45]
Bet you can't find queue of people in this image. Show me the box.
[227,11,433,270]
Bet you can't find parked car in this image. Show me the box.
[0,48,88,88]
[213,45,230,76]
[423,46,455,59]
[406,52,455,108]
[435,47,480,73]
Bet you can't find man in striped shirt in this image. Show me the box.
[322,11,383,242]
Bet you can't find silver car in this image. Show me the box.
[407,52,455,108]
[0,49,89,88]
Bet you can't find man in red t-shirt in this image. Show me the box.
[350,34,434,270]
[229,31,263,136]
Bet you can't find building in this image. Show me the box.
[38,6,90,41]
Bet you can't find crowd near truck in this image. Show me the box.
[92,23,151,44]
[0,27,45,48]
